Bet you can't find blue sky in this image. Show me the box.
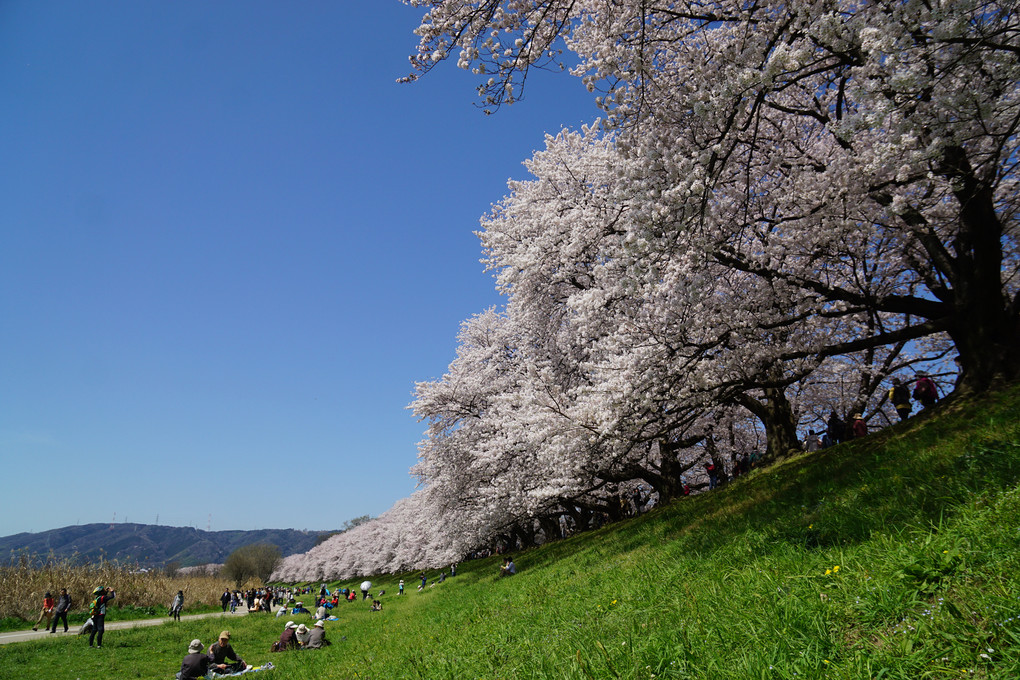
[0,1,597,537]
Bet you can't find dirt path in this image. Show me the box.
[0,606,253,645]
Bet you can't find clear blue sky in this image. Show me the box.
[0,1,597,537]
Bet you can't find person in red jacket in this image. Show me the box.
[32,591,54,631]
[851,413,868,439]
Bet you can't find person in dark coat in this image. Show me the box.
[220,589,231,613]
[50,588,72,633]
[274,621,298,651]
[888,378,912,421]
[180,640,226,680]
[826,411,846,444]
[208,630,246,673]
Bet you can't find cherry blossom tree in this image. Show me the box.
[407,0,1020,393]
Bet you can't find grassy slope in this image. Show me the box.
[3,385,1020,680]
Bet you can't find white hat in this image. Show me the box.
[314,620,324,628]
[188,639,204,653]
[285,621,297,629]
[296,624,308,634]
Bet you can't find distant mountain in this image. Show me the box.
[0,523,329,567]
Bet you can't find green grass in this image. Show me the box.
[4,385,1020,679]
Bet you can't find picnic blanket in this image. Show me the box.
[174,662,275,680]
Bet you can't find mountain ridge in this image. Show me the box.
[0,523,329,567]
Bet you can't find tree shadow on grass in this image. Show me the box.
[515,385,1020,575]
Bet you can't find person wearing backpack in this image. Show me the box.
[888,378,912,421]
[912,372,939,410]
[87,586,115,648]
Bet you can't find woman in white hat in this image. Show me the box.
[295,623,311,647]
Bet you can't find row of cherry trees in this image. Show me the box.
[273,0,1019,580]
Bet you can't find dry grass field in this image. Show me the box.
[0,554,237,624]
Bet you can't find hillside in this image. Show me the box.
[0,523,326,567]
[6,385,1020,679]
[266,383,1020,678]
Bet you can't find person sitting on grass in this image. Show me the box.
[370,600,383,612]
[499,557,516,577]
[208,630,246,674]
[304,620,331,649]
[179,639,226,680]
[291,601,310,615]
[295,623,311,647]
[272,621,299,652]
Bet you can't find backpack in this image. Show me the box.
[89,597,102,618]
[890,384,910,406]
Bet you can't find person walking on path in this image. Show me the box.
[220,589,231,613]
[50,588,71,633]
[87,586,115,648]
[32,592,54,631]
[170,590,184,622]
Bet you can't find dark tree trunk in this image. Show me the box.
[737,386,801,463]
[937,145,1020,394]
[653,438,702,501]
[566,505,594,531]
[538,516,561,543]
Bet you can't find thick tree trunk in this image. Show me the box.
[939,146,1020,394]
[566,505,598,531]
[538,516,561,543]
[736,387,801,463]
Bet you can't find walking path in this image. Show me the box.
[0,607,251,645]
